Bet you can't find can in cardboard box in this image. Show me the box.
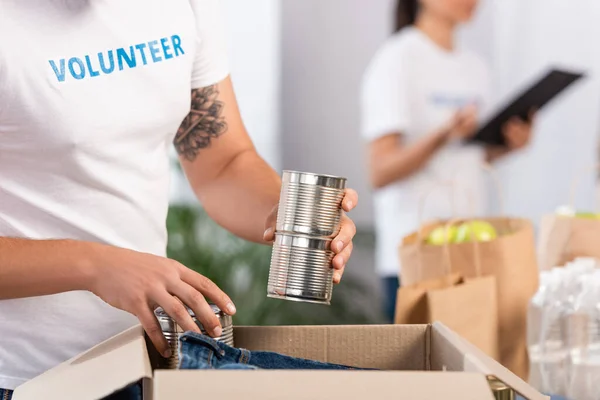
[154,305,233,369]
[487,376,516,400]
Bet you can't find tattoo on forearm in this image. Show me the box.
[174,85,228,161]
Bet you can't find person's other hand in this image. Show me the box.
[446,104,479,140]
[263,188,358,284]
[87,245,236,358]
[503,110,536,151]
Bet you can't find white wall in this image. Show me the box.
[223,0,281,170]
[279,0,498,229]
[281,0,395,229]
[175,0,600,228]
[458,0,495,66]
[437,0,600,223]
[171,0,281,204]
[490,0,600,222]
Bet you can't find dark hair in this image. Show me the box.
[395,0,419,33]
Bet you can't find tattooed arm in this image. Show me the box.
[175,76,281,243]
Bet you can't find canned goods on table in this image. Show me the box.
[154,305,234,369]
[267,232,335,305]
[276,170,346,238]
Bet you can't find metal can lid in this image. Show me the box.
[202,304,223,317]
[154,304,233,334]
[155,304,222,317]
[282,170,347,189]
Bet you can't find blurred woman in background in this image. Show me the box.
[361,0,535,322]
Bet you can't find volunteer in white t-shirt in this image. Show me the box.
[0,0,359,393]
[361,0,535,321]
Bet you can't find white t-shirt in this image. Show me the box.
[0,0,229,389]
[361,28,491,278]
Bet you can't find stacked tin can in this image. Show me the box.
[267,170,347,305]
[487,376,515,400]
[155,305,234,369]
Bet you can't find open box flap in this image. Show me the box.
[153,370,496,400]
[13,325,152,400]
[431,322,550,400]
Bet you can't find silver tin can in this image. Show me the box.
[487,376,515,400]
[276,171,346,238]
[267,233,335,305]
[154,305,234,369]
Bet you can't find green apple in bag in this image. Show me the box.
[426,225,458,245]
[454,220,497,243]
[575,212,599,219]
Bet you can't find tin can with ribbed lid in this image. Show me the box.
[276,170,346,238]
[267,232,335,305]
[154,305,234,369]
[486,376,516,400]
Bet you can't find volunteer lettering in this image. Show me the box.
[48,34,185,82]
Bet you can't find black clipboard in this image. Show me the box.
[470,69,584,146]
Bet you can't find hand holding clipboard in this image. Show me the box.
[469,69,585,147]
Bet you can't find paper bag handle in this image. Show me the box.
[442,218,484,278]
[548,163,600,268]
[416,181,455,234]
[413,162,505,281]
[415,185,481,281]
[452,162,513,234]
[568,163,600,210]
[416,162,510,234]
[415,182,457,282]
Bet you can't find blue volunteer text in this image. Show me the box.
[48,34,185,82]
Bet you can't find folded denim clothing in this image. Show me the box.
[0,383,141,400]
[179,331,365,370]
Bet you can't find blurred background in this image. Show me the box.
[168,0,600,326]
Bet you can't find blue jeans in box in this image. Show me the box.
[382,276,400,323]
[179,331,362,370]
[0,382,141,400]
[0,388,12,400]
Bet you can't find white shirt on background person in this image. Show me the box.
[0,0,228,389]
[361,27,492,278]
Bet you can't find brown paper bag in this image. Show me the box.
[538,214,600,270]
[395,273,498,359]
[399,217,539,379]
[538,165,600,269]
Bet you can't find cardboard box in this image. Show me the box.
[14,322,548,400]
